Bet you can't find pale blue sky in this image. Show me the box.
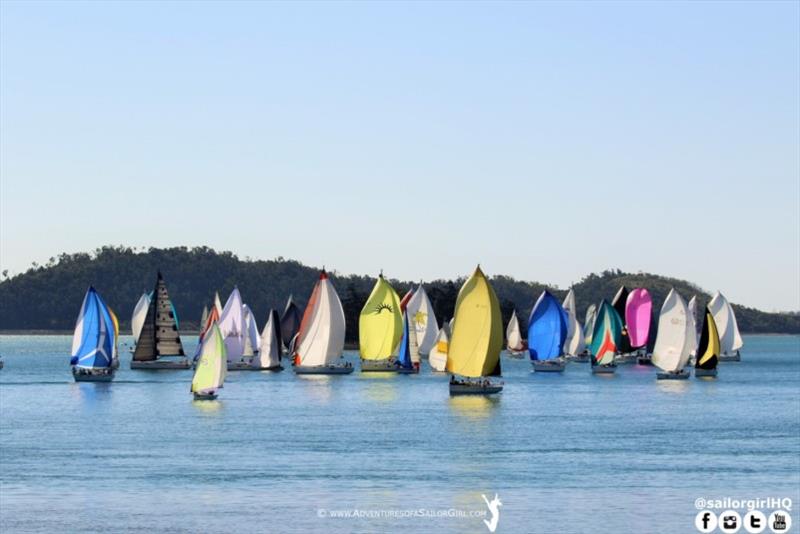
[1,1,798,311]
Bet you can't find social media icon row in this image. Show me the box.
[696,509,793,533]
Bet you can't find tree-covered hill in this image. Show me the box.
[0,246,797,340]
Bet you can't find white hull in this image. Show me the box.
[614,353,638,364]
[719,351,741,362]
[506,349,526,359]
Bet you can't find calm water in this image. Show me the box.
[1,335,798,533]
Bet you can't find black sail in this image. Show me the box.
[268,309,283,361]
[695,307,720,370]
[133,272,185,361]
[280,296,301,349]
[645,307,658,354]
[611,286,632,353]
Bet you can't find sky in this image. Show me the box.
[1,1,798,312]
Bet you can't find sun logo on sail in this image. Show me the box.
[413,311,427,326]
[374,303,393,314]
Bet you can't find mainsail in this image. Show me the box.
[71,287,115,369]
[280,295,302,350]
[242,304,261,357]
[708,292,743,355]
[527,290,568,361]
[428,324,449,372]
[695,307,720,371]
[294,270,346,367]
[132,272,185,361]
[404,285,438,356]
[651,289,692,373]
[131,292,150,343]
[625,288,652,349]
[255,310,282,369]
[562,289,585,356]
[446,267,502,378]
[359,274,403,361]
[218,288,244,362]
[506,310,524,352]
[589,300,622,366]
[191,323,226,394]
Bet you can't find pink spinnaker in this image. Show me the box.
[625,288,652,348]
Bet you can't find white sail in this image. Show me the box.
[405,286,439,356]
[708,291,743,354]
[506,310,523,351]
[242,304,261,357]
[214,292,223,316]
[256,311,281,368]
[651,289,691,372]
[428,325,449,372]
[218,288,244,361]
[686,295,698,355]
[131,292,150,342]
[295,272,346,367]
[192,323,226,393]
[562,289,585,356]
[584,304,597,345]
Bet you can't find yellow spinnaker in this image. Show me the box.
[359,275,403,360]
[446,266,503,378]
[697,309,720,366]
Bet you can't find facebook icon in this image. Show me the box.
[696,510,718,533]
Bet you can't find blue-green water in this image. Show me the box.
[1,335,798,533]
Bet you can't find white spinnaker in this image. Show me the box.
[257,312,281,368]
[219,288,244,361]
[685,295,698,355]
[71,290,91,356]
[651,289,691,372]
[296,276,346,367]
[506,310,523,351]
[708,292,743,353]
[405,286,438,355]
[131,292,150,342]
[428,326,449,371]
[562,289,585,355]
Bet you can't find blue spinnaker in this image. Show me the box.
[528,291,568,361]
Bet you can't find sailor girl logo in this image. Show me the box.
[482,493,502,532]
[373,303,393,314]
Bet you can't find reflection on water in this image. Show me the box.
[448,395,500,420]
[360,375,398,403]
[191,399,223,414]
[297,375,334,403]
[72,381,113,402]
[655,379,691,394]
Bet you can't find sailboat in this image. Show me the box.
[70,287,117,382]
[396,310,420,374]
[404,285,439,358]
[191,322,227,400]
[505,310,527,358]
[447,266,503,395]
[293,270,352,374]
[694,306,720,378]
[131,272,190,369]
[428,322,449,372]
[194,305,220,361]
[359,273,403,372]
[611,286,634,361]
[131,292,150,350]
[583,304,597,347]
[218,288,245,369]
[626,288,652,356]
[652,289,693,380]
[280,295,302,353]
[589,300,621,374]
[708,292,743,362]
[248,309,284,371]
[637,306,659,365]
[528,290,568,372]
[229,304,263,370]
[199,305,209,335]
[562,289,589,362]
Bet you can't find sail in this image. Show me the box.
[562,290,585,356]
[195,306,220,360]
[651,289,691,372]
[646,306,658,354]
[625,288,652,349]
[589,300,622,366]
[131,292,150,342]
[583,304,597,346]
[708,292,743,354]
[405,285,438,356]
[428,326,449,372]
[446,267,503,378]
[611,286,632,353]
[199,305,209,335]
[359,274,403,360]
[256,310,282,368]
[684,296,698,357]
[133,272,185,361]
[295,270,346,367]
[280,296,302,350]
[396,311,415,370]
[687,296,698,336]
[527,290,568,361]
[214,292,223,317]
[695,307,720,370]
[506,310,524,351]
[191,323,227,394]
[218,288,244,362]
[108,306,120,360]
[399,289,414,311]
[242,305,260,357]
[71,287,115,369]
